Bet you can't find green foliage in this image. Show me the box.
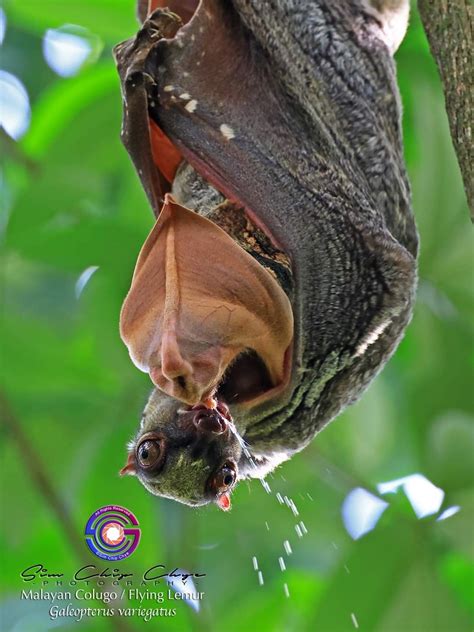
[1,2,472,631]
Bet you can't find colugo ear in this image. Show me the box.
[120,194,293,405]
[119,453,137,477]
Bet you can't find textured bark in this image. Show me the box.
[418,0,473,219]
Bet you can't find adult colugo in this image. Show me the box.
[114,0,418,510]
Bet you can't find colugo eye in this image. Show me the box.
[137,438,161,469]
[216,464,236,492]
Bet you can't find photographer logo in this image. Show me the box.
[85,505,140,561]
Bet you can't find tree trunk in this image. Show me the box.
[418,0,473,219]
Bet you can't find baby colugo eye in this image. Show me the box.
[137,437,161,469]
[212,463,236,493]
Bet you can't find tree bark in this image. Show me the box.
[418,0,473,219]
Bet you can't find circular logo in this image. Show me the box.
[84,505,140,561]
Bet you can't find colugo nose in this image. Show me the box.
[193,409,227,434]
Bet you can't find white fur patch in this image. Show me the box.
[220,123,235,140]
[185,99,198,113]
[355,319,392,357]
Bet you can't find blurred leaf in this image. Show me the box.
[426,412,474,490]
[311,523,418,630]
[312,522,471,631]
[1,3,473,631]
[226,569,324,632]
[21,63,117,159]
[5,0,137,43]
[377,556,471,631]
[439,552,474,614]
[6,63,150,272]
[435,489,474,561]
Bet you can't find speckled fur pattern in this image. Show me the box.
[115,0,417,477]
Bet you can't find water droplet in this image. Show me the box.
[283,583,290,598]
[278,557,286,571]
[258,571,264,586]
[0,9,6,45]
[167,570,201,612]
[289,499,299,517]
[283,540,292,555]
[43,25,101,78]
[437,505,461,521]
[0,71,30,139]
[75,265,99,298]
[252,556,258,571]
[377,473,444,519]
[342,487,389,539]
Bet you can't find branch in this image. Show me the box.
[0,392,86,560]
[418,0,473,219]
[0,392,132,632]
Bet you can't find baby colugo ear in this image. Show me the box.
[119,452,137,477]
[120,194,293,406]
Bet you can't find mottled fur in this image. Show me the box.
[115,0,417,500]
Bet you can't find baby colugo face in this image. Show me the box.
[120,389,246,510]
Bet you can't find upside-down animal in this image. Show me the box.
[114,0,418,510]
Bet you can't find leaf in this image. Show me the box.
[22,63,118,159]
[439,552,474,614]
[5,0,137,43]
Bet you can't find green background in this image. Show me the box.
[1,1,473,630]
